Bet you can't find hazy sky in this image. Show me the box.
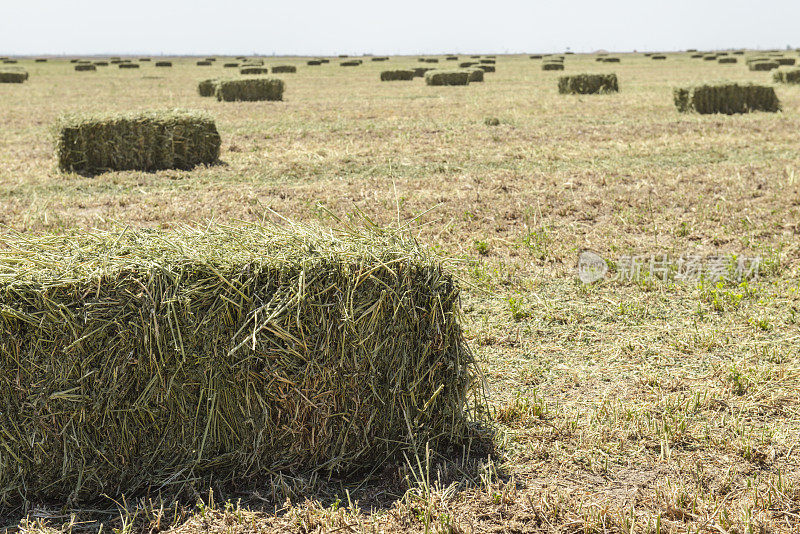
[2,0,798,56]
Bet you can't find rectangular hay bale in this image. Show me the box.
[272,65,297,73]
[0,68,28,83]
[424,69,470,86]
[215,77,285,102]
[558,73,618,94]
[0,223,475,508]
[380,69,415,81]
[54,109,221,174]
[673,83,780,114]
[240,66,270,75]
[773,67,800,84]
[74,64,96,71]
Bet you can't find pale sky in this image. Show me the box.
[2,0,798,56]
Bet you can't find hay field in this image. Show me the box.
[2,52,800,532]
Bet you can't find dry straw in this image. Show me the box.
[0,221,478,509]
[215,77,285,101]
[673,83,780,114]
[558,73,618,94]
[380,69,415,81]
[424,69,470,86]
[54,109,221,174]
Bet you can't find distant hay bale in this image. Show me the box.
[110,59,125,64]
[0,68,28,83]
[644,53,653,57]
[197,60,212,66]
[380,69,415,81]
[413,67,433,77]
[776,57,796,66]
[215,77,285,102]
[0,223,476,508]
[686,48,698,52]
[74,64,96,72]
[749,60,779,71]
[110,57,121,61]
[542,61,564,71]
[466,68,484,82]
[204,57,217,62]
[139,58,151,62]
[223,62,239,68]
[371,57,389,61]
[651,55,667,60]
[459,61,478,68]
[240,66,270,75]
[55,109,221,174]
[479,59,495,64]
[198,78,220,97]
[35,58,47,63]
[423,58,439,63]
[340,61,361,66]
[558,73,618,94]
[69,59,79,63]
[307,60,322,66]
[242,59,265,66]
[93,61,109,66]
[470,55,480,58]
[424,69,470,86]
[446,56,458,61]
[595,57,604,62]
[718,57,737,64]
[773,67,800,84]
[476,64,495,73]
[703,55,718,61]
[155,61,172,67]
[690,53,704,58]
[602,57,621,63]
[76,60,91,64]
[733,50,745,55]
[319,58,330,63]
[338,54,349,58]
[673,83,780,114]
[529,55,543,59]
[119,63,140,69]
[272,65,297,73]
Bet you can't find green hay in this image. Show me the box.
[54,109,220,174]
[215,77,285,102]
[240,66,270,75]
[718,57,737,64]
[0,222,476,509]
[69,59,79,63]
[413,67,433,77]
[197,61,213,66]
[155,61,172,67]
[380,69,415,81]
[558,73,618,94]
[198,78,220,97]
[466,68,484,82]
[542,61,564,71]
[0,68,28,83]
[223,62,240,68]
[74,64,96,72]
[271,65,297,73]
[773,67,800,84]
[749,60,779,71]
[424,69,470,86]
[119,63,140,69]
[673,83,780,114]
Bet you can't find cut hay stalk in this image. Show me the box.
[272,65,297,73]
[155,61,173,67]
[424,69,470,86]
[0,68,28,83]
[558,73,618,94]
[215,77,285,102]
[240,66,270,75]
[0,222,477,509]
[74,64,96,72]
[673,83,780,114]
[54,109,221,174]
[380,69,415,81]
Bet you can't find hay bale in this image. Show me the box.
[93,60,109,66]
[110,56,121,61]
[240,66,270,75]
[223,62,239,68]
[155,61,172,67]
[673,83,780,114]
[0,68,28,83]
[69,59,79,63]
[595,57,604,62]
[371,56,389,61]
[318,58,330,64]
[55,109,220,174]
[602,57,620,63]
[338,54,349,58]
[110,59,125,64]
[380,69,415,81]
[476,64,495,73]
[413,67,433,77]
[424,69,470,86]
[479,59,495,64]
[340,60,361,66]
[691,53,704,58]
[776,57,796,66]
[718,57,737,64]
[773,67,800,84]
[733,50,745,55]
[119,63,140,69]
[466,68,484,82]
[651,55,667,60]
[703,55,718,61]
[215,77,285,102]
[542,61,564,71]
[35,58,47,63]
[272,65,297,73]
[529,54,543,59]
[197,60,212,66]
[459,61,478,68]
[307,60,322,66]
[242,59,265,66]
[74,64,96,72]
[446,56,458,61]
[423,58,439,63]
[139,58,151,62]
[0,223,476,509]
[204,57,217,62]
[198,78,220,97]
[558,73,618,94]
[470,55,480,58]
[749,60,779,71]
[76,59,91,64]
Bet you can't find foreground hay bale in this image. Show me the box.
[155,61,172,67]
[749,60,779,71]
[718,57,737,64]
[215,77,285,102]
[0,223,476,508]
[74,64,96,72]
[0,68,28,83]
[240,66,270,75]
[466,68,484,82]
[380,69,414,81]
[558,73,618,94]
[776,57,796,66]
[773,67,800,84]
[55,110,220,174]
[542,61,564,71]
[198,78,219,97]
[119,63,140,69]
[424,69,470,86]
[272,65,297,73]
[673,83,780,114]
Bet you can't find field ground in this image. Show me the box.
[2,52,800,533]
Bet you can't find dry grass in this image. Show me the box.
[1,52,799,533]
